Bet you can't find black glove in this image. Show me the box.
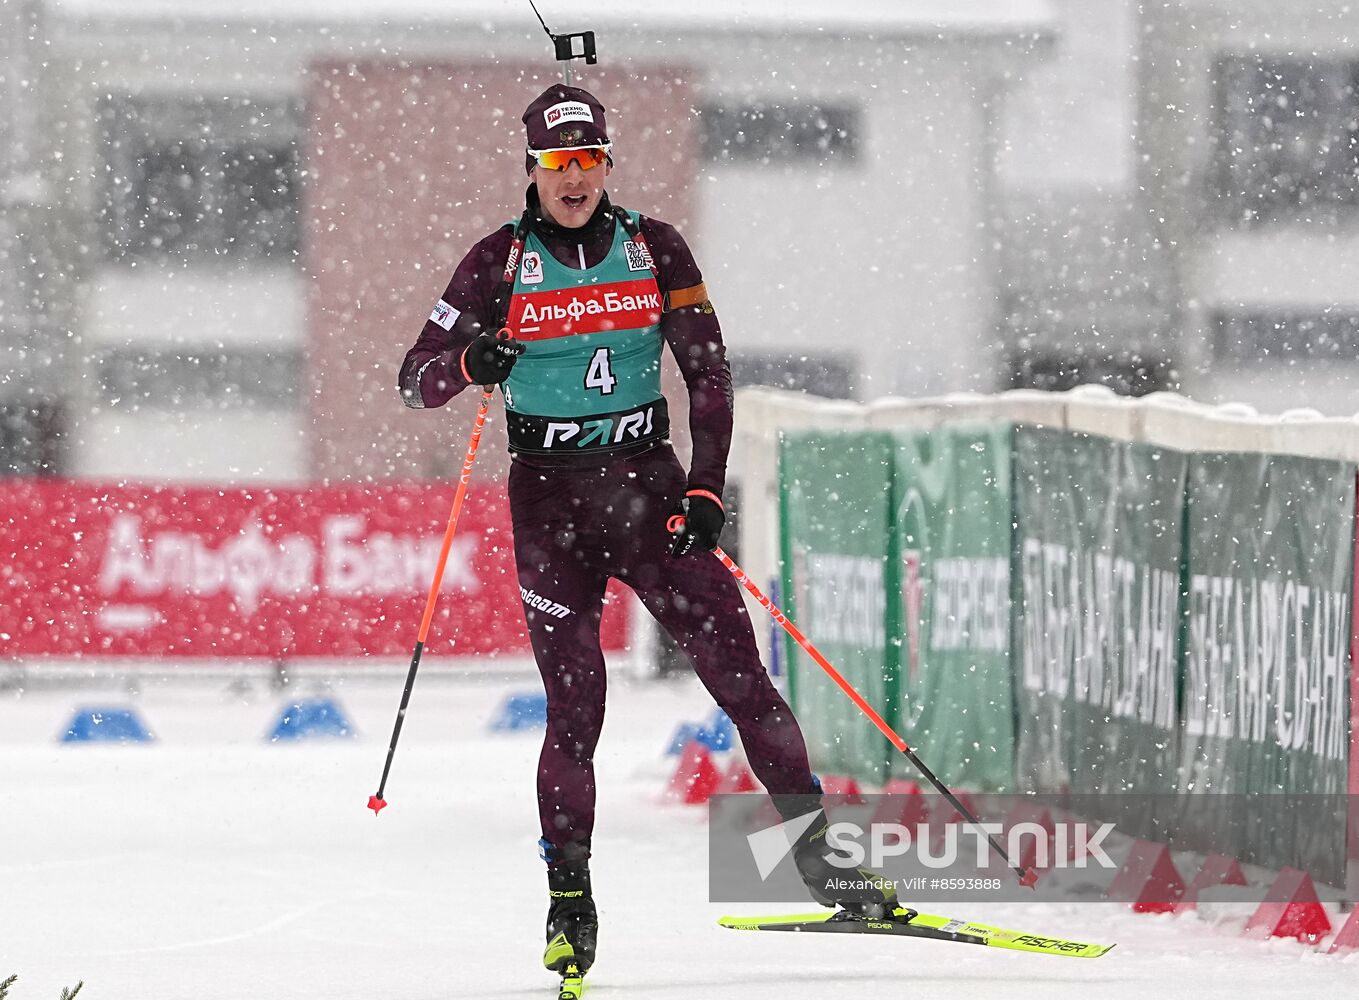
[669,489,725,557]
[460,331,525,386]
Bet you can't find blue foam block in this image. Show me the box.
[490,691,548,731]
[269,698,355,741]
[61,707,154,744]
[665,722,702,755]
[694,709,734,752]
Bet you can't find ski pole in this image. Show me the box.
[368,385,495,815]
[667,515,1038,888]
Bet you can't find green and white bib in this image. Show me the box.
[501,211,668,455]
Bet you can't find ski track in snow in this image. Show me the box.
[81,892,393,957]
[1,672,1354,999]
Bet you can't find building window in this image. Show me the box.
[731,351,854,398]
[1213,56,1359,225]
[0,402,63,476]
[94,348,302,410]
[100,95,303,263]
[700,102,859,166]
[1213,311,1359,360]
[1006,350,1177,396]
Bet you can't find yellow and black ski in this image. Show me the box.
[556,961,585,1000]
[719,907,1114,959]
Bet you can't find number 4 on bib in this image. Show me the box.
[584,347,617,395]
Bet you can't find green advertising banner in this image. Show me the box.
[1179,452,1353,883]
[779,430,895,784]
[1012,427,1187,797]
[890,425,1015,791]
[776,418,1354,881]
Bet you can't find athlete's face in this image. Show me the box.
[533,158,610,229]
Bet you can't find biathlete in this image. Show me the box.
[399,83,893,987]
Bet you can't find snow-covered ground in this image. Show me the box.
[1,668,1354,999]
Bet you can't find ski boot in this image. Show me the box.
[544,860,597,993]
[775,796,899,920]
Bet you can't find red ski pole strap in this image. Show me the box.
[685,488,724,511]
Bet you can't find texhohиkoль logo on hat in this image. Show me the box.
[544,101,594,127]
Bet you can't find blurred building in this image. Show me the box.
[997,0,1181,398]
[9,1,1359,484]
[1,0,65,475]
[1142,0,1359,416]
[999,0,1359,416]
[4,1,1054,482]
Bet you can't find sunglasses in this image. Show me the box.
[528,144,612,171]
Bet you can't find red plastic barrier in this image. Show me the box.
[870,782,929,831]
[1106,839,1186,913]
[716,758,760,794]
[1244,868,1332,944]
[819,774,865,803]
[1327,907,1359,953]
[1003,801,1060,872]
[880,778,922,797]
[668,740,721,805]
[923,790,978,847]
[1176,853,1249,912]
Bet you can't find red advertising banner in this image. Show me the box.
[0,481,630,659]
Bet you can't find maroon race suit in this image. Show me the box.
[400,186,818,862]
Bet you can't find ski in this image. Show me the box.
[556,961,585,1000]
[719,907,1115,958]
